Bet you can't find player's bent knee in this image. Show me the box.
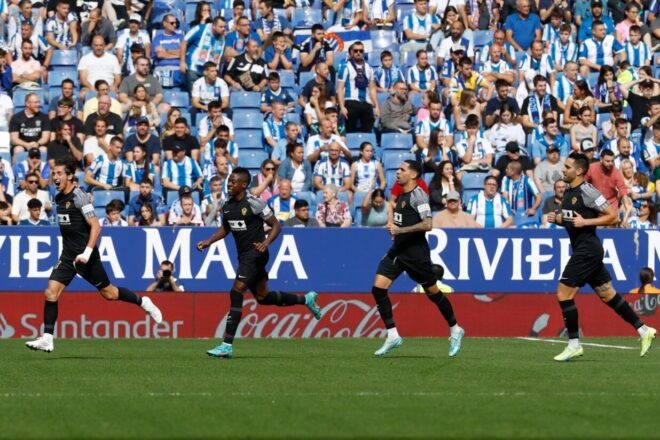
[99,286,118,300]
[44,288,58,302]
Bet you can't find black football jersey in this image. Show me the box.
[561,182,609,252]
[222,193,273,254]
[391,186,432,254]
[55,187,96,255]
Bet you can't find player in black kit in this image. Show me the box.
[196,168,322,359]
[25,158,162,353]
[371,160,464,357]
[548,153,656,361]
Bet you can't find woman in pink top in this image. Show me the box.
[615,2,642,43]
[249,159,280,202]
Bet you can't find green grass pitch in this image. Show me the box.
[2,338,659,439]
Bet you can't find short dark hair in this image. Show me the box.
[140,176,153,186]
[268,71,280,81]
[61,78,75,87]
[106,199,125,214]
[495,79,509,89]
[591,19,604,29]
[568,152,590,174]
[54,157,77,175]
[533,74,546,86]
[600,149,615,158]
[404,159,421,179]
[294,199,309,209]
[174,117,188,126]
[203,61,217,71]
[542,117,557,127]
[232,167,252,186]
[381,50,392,61]
[208,100,222,112]
[484,175,498,186]
[465,114,480,128]
[311,23,324,33]
[458,56,473,67]
[94,79,109,90]
[27,198,43,210]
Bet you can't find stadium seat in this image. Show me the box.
[410,92,423,108]
[382,151,414,171]
[351,191,368,220]
[461,172,489,189]
[235,129,263,149]
[230,91,261,108]
[345,132,377,149]
[233,109,264,130]
[377,92,389,108]
[396,3,414,22]
[164,90,190,108]
[287,112,301,125]
[473,30,494,48]
[298,71,315,89]
[166,191,200,206]
[278,70,295,89]
[238,150,269,168]
[13,88,47,106]
[423,172,434,186]
[370,29,397,49]
[400,51,417,67]
[92,190,126,207]
[50,50,79,70]
[385,169,397,190]
[48,69,79,87]
[514,211,540,228]
[381,132,413,150]
[94,207,107,219]
[333,52,347,70]
[0,151,10,163]
[461,189,479,208]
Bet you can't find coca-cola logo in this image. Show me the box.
[630,294,658,316]
[214,299,394,338]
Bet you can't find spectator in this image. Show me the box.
[316,184,351,227]
[520,75,559,130]
[569,107,597,153]
[271,123,302,165]
[563,80,595,129]
[7,23,50,72]
[181,16,227,90]
[10,171,52,223]
[224,16,262,61]
[82,80,123,120]
[602,118,631,154]
[45,0,79,50]
[531,118,568,165]
[436,20,473,67]
[305,118,350,163]
[262,100,288,153]
[127,177,165,225]
[577,0,614,42]
[505,0,542,52]
[380,81,415,133]
[366,0,395,27]
[261,72,295,114]
[268,179,296,223]
[351,142,385,194]
[374,50,405,93]
[124,143,156,191]
[0,159,16,204]
[517,41,554,87]
[401,0,441,53]
[613,138,646,173]
[47,120,84,167]
[501,160,542,218]
[433,190,482,228]
[18,198,51,226]
[492,141,535,183]
[585,149,627,210]
[80,8,117,50]
[189,1,213,27]
[428,160,463,212]
[468,175,514,228]
[456,114,494,175]
[486,104,525,154]
[550,25,578,75]
[535,144,564,192]
[0,50,14,95]
[188,61,229,116]
[361,188,390,227]
[407,49,437,93]
[284,199,319,227]
[202,146,231,192]
[151,14,184,88]
[593,66,623,111]
[337,41,379,133]
[277,143,313,194]
[601,102,626,142]
[48,93,84,138]
[298,23,335,73]
[162,144,204,192]
[116,14,151,77]
[250,159,280,201]
[628,171,653,211]
[11,40,43,87]
[541,178,566,228]
[484,79,520,127]
[14,147,49,190]
[9,93,50,156]
[303,85,330,131]
[480,29,517,68]
[122,85,161,134]
[623,25,651,69]
[161,108,181,140]
[420,129,459,173]
[83,117,113,165]
[8,0,44,42]
[453,89,483,132]
[313,143,352,200]
[214,126,239,166]
[163,117,200,162]
[146,260,184,291]
[299,61,335,107]
[448,56,492,108]
[0,201,13,225]
[642,121,660,173]
[78,35,121,98]
[479,44,515,86]
[224,39,268,92]
[100,199,128,226]
[629,267,660,294]
[84,136,127,190]
[626,201,657,230]
[264,31,293,71]
[133,202,164,226]
[553,62,580,111]
[201,175,228,226]
[168,192,204,226]
[198,103,235,164]
[415,99,449,151]
[578,20,625,79]
[118,56,167,114]
[255,0,291,42]
[620,78,660,131]
[124,117,162,167]
[540,8,567,47]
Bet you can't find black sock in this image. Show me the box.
[117,287,142,305]
[44,300,58,335]
[257,291,305,306]
[559,299,580,339]
[372,286,396,329]
[224,289,244,344]
[427,292,457,327]
[606,294,643,329]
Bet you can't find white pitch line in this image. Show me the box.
[517,337,636,350]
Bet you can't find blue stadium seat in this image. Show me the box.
[166,191,200,206]
[48,69,79,87]
[164,90,190,108]
[235,129,263,149]
[333,52,347,70]
[370,29,397,49]
[286,112,301,125]
[13,88,47,106]
[92,190,126,207]
[0,151,10,163]
[514,211,540,228]
[381,132,413,150]
[278,70,295,89]
[423,172,434,186]
[381,151,414,170]
[345,132,377,149]
[377,92,389,108]
[292,8,322,27]
[385,169,397,190]
[461,189,479,208]
[473,30,494,48]
[400,51,417,67]
[238,150,269,168]
[396,3,414,22]
[94,207,107,219]
[298,71,315,89]
[14,151,28,164]
[50,50,79,70]
[461,172,489,189]
[233,109,264,129]
[410,91,423,108]
[231,91,261,108]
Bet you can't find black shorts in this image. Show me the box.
[236,250,269,290]
[376,252,437,288]
[49,250,111,289]
[560,252,612,289]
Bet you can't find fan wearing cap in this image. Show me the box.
[116,14,151,77]
[440,45,466,91]
[580,138,598,162]
[534,143,565,193]
[432,190,481,228]
[436,21,474,68]
[14,147,50,190]
[161,143,204,193]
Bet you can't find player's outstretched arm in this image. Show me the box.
[196,225,229,251]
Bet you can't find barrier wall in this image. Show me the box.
[1,292,659,339]
[0,227,659,293]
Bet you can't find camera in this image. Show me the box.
[162,270,172,279]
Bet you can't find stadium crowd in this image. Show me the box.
[0,0,658,229]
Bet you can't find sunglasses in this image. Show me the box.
[264,167,275,171]
[27,180,38,184]
[640,204,649,208]
[352,49,364,53]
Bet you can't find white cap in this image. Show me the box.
[129,13,142,23]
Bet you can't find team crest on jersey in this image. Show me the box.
[241,207,248,216]
[401,201,406,208]
[65,201,71,209]
[571,197,577,205]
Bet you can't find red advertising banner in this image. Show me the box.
[1,292,658,339]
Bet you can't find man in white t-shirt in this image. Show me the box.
[10,171,52,222]
[78,35,122,99]
[191,61,230,113]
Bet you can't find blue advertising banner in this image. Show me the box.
[0,227,658,293]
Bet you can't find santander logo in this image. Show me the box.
[214,299,394,338]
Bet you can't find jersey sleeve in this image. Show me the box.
[410,187,432,219]
[248,195,274,221]
[581,183,610,212]
[73,188,96,220]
